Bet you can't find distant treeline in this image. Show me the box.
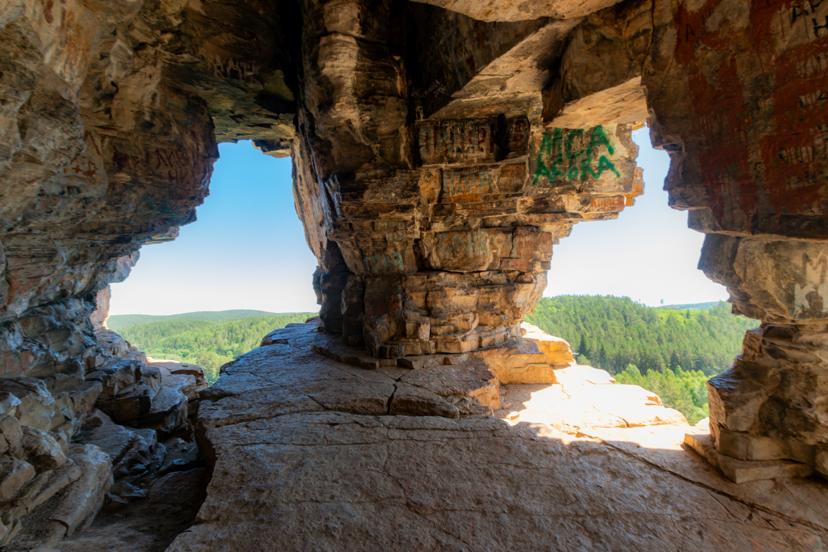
[107,309,290,332]
[120,313,316,384]
[116,297,755,425]
[526,296,757,377]
[656,301,719,311]
[525,296,758,425]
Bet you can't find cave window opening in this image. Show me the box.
[525,128,756,426]
[106,141,318,384]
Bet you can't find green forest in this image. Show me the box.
[107,309,289,332]
[117,297,756,424]
[120,313,316,384]
[526,296,758,424]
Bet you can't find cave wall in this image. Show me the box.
[0,0,827,483]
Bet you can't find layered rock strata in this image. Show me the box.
[0,285,207,548]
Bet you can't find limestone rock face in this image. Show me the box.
[521,322,576,366]
[295,0,643,358]
[708,324,828,454]
[88,287,111,331]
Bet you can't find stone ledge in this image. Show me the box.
[684,432,814,484]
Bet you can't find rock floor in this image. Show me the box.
[156,322,828,552]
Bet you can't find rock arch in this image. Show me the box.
[1,0,827,502]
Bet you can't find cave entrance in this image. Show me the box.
[106,142,318,383]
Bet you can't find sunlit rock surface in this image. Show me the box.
[167,321,826,551]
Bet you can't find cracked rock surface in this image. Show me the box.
[168,321,827,551]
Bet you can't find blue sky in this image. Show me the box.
[108,129,727,316]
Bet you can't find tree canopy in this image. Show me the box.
[525,296,758,424]
[120,313,316,384]
[526,296,757,376]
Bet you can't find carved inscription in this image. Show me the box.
[112,147,192,186]
[200,49,260,83]
[489,232,515,258]
[797,49,828,78]
[772,1,828,48]
[533,126,621,186]
[376,221,407,242]
[590,196,626,211]
[506,117,530,156]
[442,170,494,202]
[438,230,490,258]
[418,119,495,165]
[431,229,492,272]
[363,252,405,273]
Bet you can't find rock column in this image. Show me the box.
[643,0,828,476]
[293,0,643,359]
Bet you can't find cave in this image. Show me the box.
[1,0,827,549]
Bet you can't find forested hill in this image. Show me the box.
[656,301,719,311]
[107,310,287,332]
[119,313,316,383]
[116,298,754,425]
[526,296,758,377]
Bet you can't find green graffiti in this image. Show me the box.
[532,126,621,186]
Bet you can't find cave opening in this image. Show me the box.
[547,128,729,307]
[3,0,828,548]
[105,142,318,383]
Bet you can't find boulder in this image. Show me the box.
[147,359,209,419]
[520,323,576,366]
[471,339,559,384]
[137,387,188,438]
[0,414,23,457]
[94,330,137,360]
[0,456,35,501]
[73,410,164,480]
[19,427,67,473]
[49,444,113,537]
[0,379,57,431]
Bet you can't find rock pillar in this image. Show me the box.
[643,0,828,475]
[292,0,643,358]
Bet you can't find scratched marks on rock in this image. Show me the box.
[590,197,626,211]
[375,221,407,242]
[431,230,493,272]
[506,117,530,157]
[440,164,526,203]
[199,49,261,83]
[438,230,490,259]
[112,147,193,185]
[771,1,828,49]
[532,126,621,186]
[363,252,405,274]
[418,119,496,165]
[66,130,104,180]
[442,170,494,202]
